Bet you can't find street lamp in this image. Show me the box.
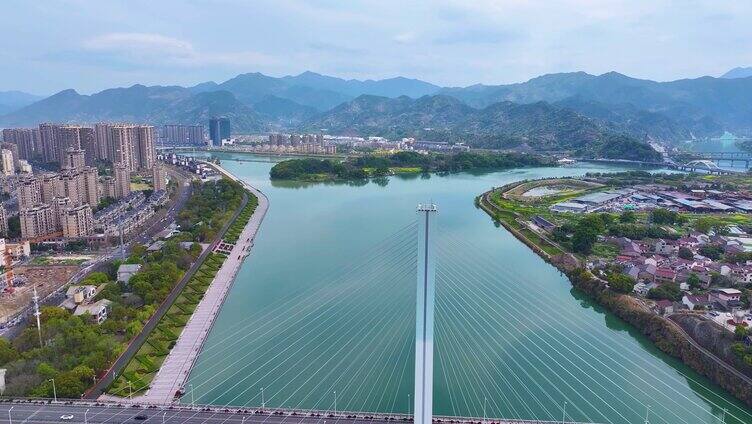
[48,378,57,402]
[482,397,487,424]
[333,391,337,416]
[260,387,265,409]
[644,405,650,424]
[85,408,89,424]
[8,406,13,424]
[562,401,567,424]
[162,411,166,424]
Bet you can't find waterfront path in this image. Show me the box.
[129,163,269,404]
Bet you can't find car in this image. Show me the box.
[134,414,148,421]
[60,415,74,421]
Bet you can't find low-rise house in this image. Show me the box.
[654,239,677,256]
[682,294,709,310]
[550,202,588,213]
[654,300,675,315]
[531,215,556,232]
[117,264,142,284]
[633,282,651,296]
[709,288,743,310]
[73,299,112,324]
[65,285,96,303]
[655,267,677,283]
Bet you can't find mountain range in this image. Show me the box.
[0,91,44,115]
[1,68,751,159]
[721,67,752,79]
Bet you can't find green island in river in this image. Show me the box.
[269,151,554,181]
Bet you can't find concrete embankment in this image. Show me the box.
[478,186,752,408]
[121,163,269,404]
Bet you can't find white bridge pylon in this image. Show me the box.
[414,203,437,424]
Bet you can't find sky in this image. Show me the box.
[2,0,752,95]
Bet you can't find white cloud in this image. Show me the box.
[82,32,278,68]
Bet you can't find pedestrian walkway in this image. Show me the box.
[109,164,269,404]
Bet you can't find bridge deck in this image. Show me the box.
[0,400,599,424]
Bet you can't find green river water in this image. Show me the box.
[185,152,752,424]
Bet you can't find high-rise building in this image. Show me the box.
[82,167,99,207]
[316,134,324,145]
[152,164,166,191]
[62,149,86,171]
[19,203,55,239]
[163,125,204,146]
[40,173,64,204]
[1,149,14,176]
[95,123,113,162]
[0,204,7,237]
[62,204,94,238]
[57,126,83,164]
[1,128,38,160]
[38,123,59,163]
[79,127,96,166]
[110,125,134,170]
[134,126,156,170]
[51,197,71,230]
[17,176,42,210]
[110,125,156,171]
[101,176,116,199]
[209,117,231,147]
[60,171,82,206]
[113,162,130,199]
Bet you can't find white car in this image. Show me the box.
[60,415,74,421]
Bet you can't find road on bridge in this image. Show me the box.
[0,402,593,424]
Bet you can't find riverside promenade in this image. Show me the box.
[116,163,269,404]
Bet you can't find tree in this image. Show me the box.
[608,273,635,294]
[572,226,598,254]
[686,273,702,289]
[0,338,18,365]
[736,325,749,341]
[678,246,694,260]
[648,283,682,301]
[619,211,636,223]
[699,245,723,260]
[651,208,681,225]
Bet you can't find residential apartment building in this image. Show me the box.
[152,164,166,191]
[113,162,130,199]
[0,204,8,237]
[62,204,94,238]
[1,149,14,176]
[162,125,204,146]
[19,203,56,239]
[17,176,42,210]
[1,128,39,160]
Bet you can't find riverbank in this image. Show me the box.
[120,163,269,404]
[477,185,752,408]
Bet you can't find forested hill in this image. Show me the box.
[302,94,662,161]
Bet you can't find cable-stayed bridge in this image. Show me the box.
[4,205,751,424]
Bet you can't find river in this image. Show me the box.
[184,152,752,424]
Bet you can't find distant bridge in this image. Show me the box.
[689,151,752,168]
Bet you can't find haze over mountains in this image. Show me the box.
[1,68,751,159]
